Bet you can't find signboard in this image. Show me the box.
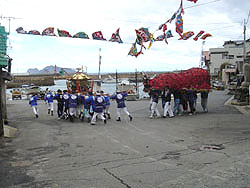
[0,26,8,66]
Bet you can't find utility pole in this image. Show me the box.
[98,48,102,80]
[243,11,250,66]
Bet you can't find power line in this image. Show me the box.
[184,0,221,10]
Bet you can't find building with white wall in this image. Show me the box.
[209,39,250,78]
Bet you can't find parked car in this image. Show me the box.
[11,88,22,100]
[211,80,224,90]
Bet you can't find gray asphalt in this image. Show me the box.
[1,90,250,188]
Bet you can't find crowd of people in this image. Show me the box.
[149,86,209,118]
[29,89,133,125]
[29,86,209,124]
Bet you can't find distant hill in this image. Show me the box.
[27,66,76,75]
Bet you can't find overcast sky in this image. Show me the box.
[1,0,250,73]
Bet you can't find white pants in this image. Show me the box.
[77,104,84,116]
[117,107,130,118]
[105,105,110,114]
[163,101,174,117]
[150,102,160,117]
[69,107,76,116]
[32,106,38,115]
[48,102,54,111]
[91,112,106,124]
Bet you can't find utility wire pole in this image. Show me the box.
[243,10,250,65]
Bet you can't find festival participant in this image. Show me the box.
[111,90,133,122]
[86,91,95,118]
[76,91,84,119]
[82,92,90,122]
[200,90,209,112]
[181,88,188,114]
[68,91,78,122]
[149,90,161,119]
[162,86,174,118]
[54,89,64,119]
[101,91,111,119]
[173,89,183,116]
[44,90,54,116]
[29,94,39,118]
[62,90,70,119]
[186,87,195,115]
[90,91,106,125]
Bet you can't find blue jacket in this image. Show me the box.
[86,95,95,110]
[111,92,127,108]
[63,93,70,108]
[44,92,54,103]
[77,94,85,105]
[104,96,111,106]
[69,94,78,108]
[94,95,105,113]
[54,93,64,104]
[29,96,38,106]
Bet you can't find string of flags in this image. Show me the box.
[15,0,212,58]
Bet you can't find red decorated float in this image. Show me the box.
[143,68,210,91]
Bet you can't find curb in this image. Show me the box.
[224,96,250,115]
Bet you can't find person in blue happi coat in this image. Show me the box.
[29,94,39,118]
[62,90,70,119]
[44,90,54,116]
[90,91,106,125]
[68,91,78,122]
[111,90,132,122]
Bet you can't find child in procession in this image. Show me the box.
[29,94,39,118]
[44,90,54,116]
[111,90,132,122]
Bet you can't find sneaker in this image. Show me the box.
[104,119,107,124]
[116,117,121,121]
[149,116,153,119]
[36,114,38,118]
[107,113,111,119]
[162,116,166,118]
[48,109,50,114]
[90,123,96,125]
[129,115,133,121]
[189,113,193,116]
[51,111,53,116]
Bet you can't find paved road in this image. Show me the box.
[1,90,250,188]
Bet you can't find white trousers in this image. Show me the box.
[48,102,54,111]
[150,102,160,117]
[117,107,130,118]
[105,105,110,114]
[163,101,174,117]
[91,112,106,124]
[32,106,38,115]
[69,107,76,116]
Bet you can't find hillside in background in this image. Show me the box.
[27,66,76,75]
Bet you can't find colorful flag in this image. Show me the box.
[92,31,106,40]
[175,0,184,38]
[135,28,151,43]
[201,33,212,40]
[42,27,56,36]
[193,30,204,41]
[180,31,194,40]
[28,30,40,35]
[128,43,138,56]
[57,29,72,37]
[73,32,89,39]
[187,0,198,3]
[155,30,173,42]
[16,27,27,34]
[148,34,154,49]
[109,28,123,43]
